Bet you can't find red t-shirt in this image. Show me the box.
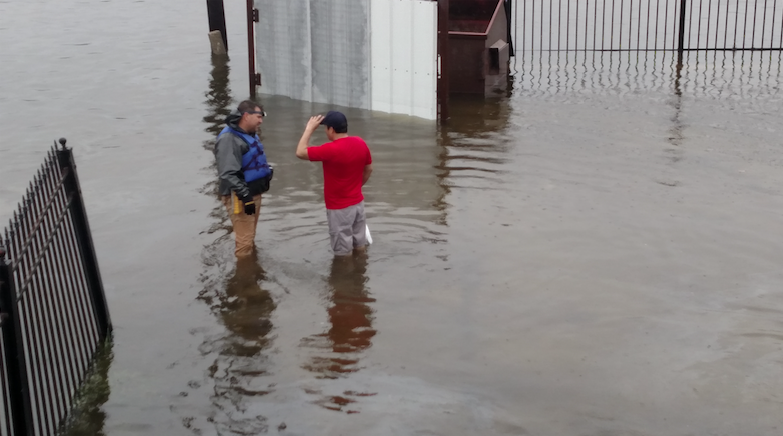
[307,136,372,210]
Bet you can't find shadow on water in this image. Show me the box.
[300,253,377,412]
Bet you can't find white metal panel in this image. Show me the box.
[410,3,438,119]
[370,0,437,120]
[370,0,393,114]
[256,0,437,120]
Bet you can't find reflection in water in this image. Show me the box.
[61,342,113,436]
[195,52,277,434]
[301,253,376,412]
[515,50,783,99]
[202,54,233,148]
[197,248,277,434]
[437,93,514,195]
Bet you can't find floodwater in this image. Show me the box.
[2,1,783,435]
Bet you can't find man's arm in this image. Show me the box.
[215,136,251,199]
[296,115,325,160]
[362,164,373,185]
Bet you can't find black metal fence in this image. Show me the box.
[517,0,783,51]
[0,140,112,436]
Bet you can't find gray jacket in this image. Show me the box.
[214,110,253,199]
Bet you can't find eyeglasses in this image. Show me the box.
[244,110,267,117]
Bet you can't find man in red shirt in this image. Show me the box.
[296,111,373,256]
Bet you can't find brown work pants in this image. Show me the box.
[222,194,263,257]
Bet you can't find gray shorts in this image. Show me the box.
[326,201,368,256]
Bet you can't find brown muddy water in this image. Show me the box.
[2,1,783,435]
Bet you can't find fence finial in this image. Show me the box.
[0,245,5,260]
[59,138,67,150]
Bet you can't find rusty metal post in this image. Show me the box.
[206,0,228,51]
[247,0,259,98]
[0,245,35,436]
[55,139,112,340]
[437,0,450,124]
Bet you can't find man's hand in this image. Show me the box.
[305,115,325,132]
[241,195,256,215]
[296,115,324,160]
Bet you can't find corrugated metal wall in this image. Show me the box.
[255,0,371,110]
[254,0,437,120]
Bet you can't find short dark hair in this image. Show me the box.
[237,100,262,114]
[332,125,348,134]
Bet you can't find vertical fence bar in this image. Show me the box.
[773,0,779,49]
[742,0,751,48]
[611,0,616,50]
[678,0,688,57]
[56,142,112,341]
[603,0,608,50]
[540,0,544,51]
[696,0,710,50]
[761,0,768,49]
[687,0,694,48]
[751,0,760,48]
[0,246,34,436]
[594,0,599,50]
[585,0,598,52]
[646,0,652,50]
[521,0,526,53]
[630,0,636,50]
[715,0,722,48]
[532,0,536,51]
[549,0,553,51]
[664,0,670,51]
[724,0,732,48]
[655,0,661,49]
[566,0,570,50]
[619,0,624,49]
[558,0,562,51]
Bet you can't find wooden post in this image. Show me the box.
[207,0,228,51]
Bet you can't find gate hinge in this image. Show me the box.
[254,73,261,87]
[252,8,259,22]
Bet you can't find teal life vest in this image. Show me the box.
[218,126,271,183]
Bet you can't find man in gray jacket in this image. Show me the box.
[214,100,273,257]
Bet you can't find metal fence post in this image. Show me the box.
[0,245,35,436]
[55,139,113,340]
[677,0,688,64]
[438,0,450,124]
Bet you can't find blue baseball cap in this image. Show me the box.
[320,111,348,131]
